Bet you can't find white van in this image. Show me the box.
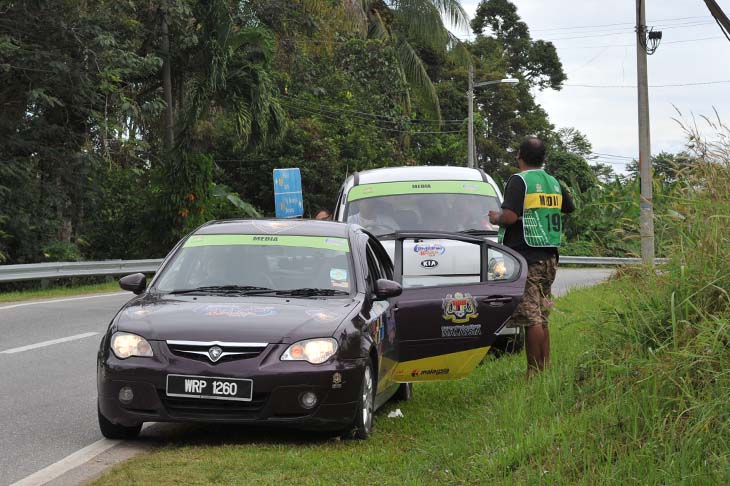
[334,166,523,353]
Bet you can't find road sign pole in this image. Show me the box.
[636,0,655,266]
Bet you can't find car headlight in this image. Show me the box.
[111,332,153,359]
[281,338,338,364]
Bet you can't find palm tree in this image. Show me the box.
[176,0,285,151]
[349,0,471,122]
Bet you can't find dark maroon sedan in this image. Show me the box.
[97,219,527,439]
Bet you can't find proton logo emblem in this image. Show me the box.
[421,259,439,268]
[208,346,223,362]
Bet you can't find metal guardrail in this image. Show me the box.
[0,259,164,283]
[0,256,666,283]
[560,256,666,265]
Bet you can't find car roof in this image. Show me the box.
[196,219,352,238]
[354,166,484,184]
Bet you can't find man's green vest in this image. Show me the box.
[498,169,563,247]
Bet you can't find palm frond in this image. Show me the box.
[396,38,441,122]
[393,1,449,51]
[446,33,472,67]
[369,8,391,40]
[393,0,470,32]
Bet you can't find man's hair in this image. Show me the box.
[518,137,546,167]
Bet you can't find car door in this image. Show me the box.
[388,231,527,383]
[360,237,399,394]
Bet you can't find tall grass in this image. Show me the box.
[586,117,730,482]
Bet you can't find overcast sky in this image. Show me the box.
[454,0,730,172]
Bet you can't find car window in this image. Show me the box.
[487,247,520,281]
[154,234,353,294]
[365,244,383,289]
[345,193,501,236]
[398,238,521,288]
[366,239,391,281]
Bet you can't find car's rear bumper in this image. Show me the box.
[98,344,364,431]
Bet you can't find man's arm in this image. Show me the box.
[489,176,524,226]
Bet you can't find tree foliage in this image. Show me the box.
[0,0,664,265]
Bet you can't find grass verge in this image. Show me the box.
[93,278,727,486]
[0,280,121,303]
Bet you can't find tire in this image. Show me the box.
[392,382,412,402]
[342,362,375,440]
[98,405,142,439]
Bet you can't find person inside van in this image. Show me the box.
[314,208,332,220]
[348,198,398,232]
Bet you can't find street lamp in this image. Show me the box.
[467,66,519,168]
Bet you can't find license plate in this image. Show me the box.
[166,374,253,402]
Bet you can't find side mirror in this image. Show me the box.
[119,273,147,295]
[374,279,402,300]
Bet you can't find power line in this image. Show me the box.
[281,94,465,124]
[544,21,716,42]
[530,16,709,32]
[591,152,634,160]
[555,35,726,49]
[282,102,464,134]
[563,79,730,88]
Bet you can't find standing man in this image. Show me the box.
[489,137,575,378]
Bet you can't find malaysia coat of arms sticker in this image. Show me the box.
[441,292,479,324]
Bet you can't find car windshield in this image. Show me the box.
[344,193,501,237]
[153,234,353,296]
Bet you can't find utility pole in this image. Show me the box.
[636,0,654,266]
[467,64,474,168]
[467,70,517,170]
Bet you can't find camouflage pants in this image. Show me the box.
[512,256,558,328]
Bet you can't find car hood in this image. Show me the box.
[115,294,357,343]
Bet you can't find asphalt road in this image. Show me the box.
[0,267,613,486]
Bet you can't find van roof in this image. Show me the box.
[354,166,484,185]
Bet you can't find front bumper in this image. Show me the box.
[98,342,364,431]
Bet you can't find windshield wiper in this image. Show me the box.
[167,285,273,295]
[274,288,350,297]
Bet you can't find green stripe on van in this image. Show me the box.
[347,180,497,201]
[183,234,350,252]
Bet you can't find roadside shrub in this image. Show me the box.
[41,241,83,262]
[587,117,730,480]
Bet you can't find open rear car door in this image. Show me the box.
[390,232,528,382]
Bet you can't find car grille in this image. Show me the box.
[161,393,269,420]
[166,340,269,364]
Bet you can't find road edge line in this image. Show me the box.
[10,438,121,486]
[0,332,100,354]
[0,292,129,311]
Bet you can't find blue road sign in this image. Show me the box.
[273,168,304,218]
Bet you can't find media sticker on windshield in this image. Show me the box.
[330,268,350,289]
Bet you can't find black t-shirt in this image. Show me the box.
[500,173,575,264]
